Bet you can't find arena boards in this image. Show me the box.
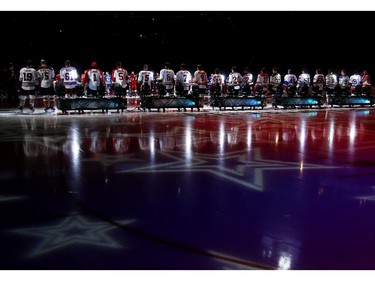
[10,94,369,114]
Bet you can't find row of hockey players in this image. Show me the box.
[277,68,372,99]
[9,59,373,112]
[105,63,372,99]
[16,59,114,112]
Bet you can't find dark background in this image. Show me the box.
[0,11,372,77]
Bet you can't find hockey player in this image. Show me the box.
[226,66,242,97]
[361,69,371,95]
[338,69,350,96]
[18,60,40,112]
[1,62,19,108]
[349,70,362,95]
[128,71,138,97]
[192,64,208,97]
[254,67,269,96]
[297,68,310,97]
[104,71,112,96]
[283,69,298,97]
[242,67,253,96]
[175,63,192,97]
[111,61,128,97]
[82,62,105,98]
[270,67,282,96]
[158,62,175,97]
[210,68,225,97]
[59,60,79,98]
[312,69,325,97]
[38,59,55,111]
[138,64,154,97]
[325,69,338,98]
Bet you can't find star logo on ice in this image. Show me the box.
[116,148,339,192]
[8,214,135,258]
[81,153,143,167]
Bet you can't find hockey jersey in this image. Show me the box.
[313,74,325,91]
[175,70,192,91]
[112,67,128,88]
[193,70,208,89]
[138,70,154,86]
[38,66,55,89]
[19,67,40,90]
[159,68,175,89]
[83,68,104,91]
[60,66,78,89]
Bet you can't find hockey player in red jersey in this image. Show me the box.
[254,67,269,96]
[361,69,371,96]
[192,64,208,98]
[128,71,138,97]
[82,62,105,98]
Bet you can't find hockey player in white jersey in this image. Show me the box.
[59,60,79,98]
[242,67,253,96]
[175,63,192,97]
[325,69,338,97]
[138,64,154,97]
[226,66,242,97]
[18,60,40,112]
[283,69,298,97]
[312,69,325,97]
[349,70,362,95]
[297,68,310,97]
[210,68,225,97]
[111,61,128,97]
[270,67,282,96]
[158,62,175,97]
[38,59,55,111]
[338,69,350,96]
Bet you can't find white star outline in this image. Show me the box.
[116,148,340,192]
[8,214,136,258]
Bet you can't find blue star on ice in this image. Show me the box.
[115,148,339,192]
[8,214,135,258]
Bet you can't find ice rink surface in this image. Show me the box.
[1,104,375,269]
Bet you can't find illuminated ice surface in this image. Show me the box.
[1,106,375,269]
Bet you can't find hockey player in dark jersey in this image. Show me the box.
[1,62,19,108]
